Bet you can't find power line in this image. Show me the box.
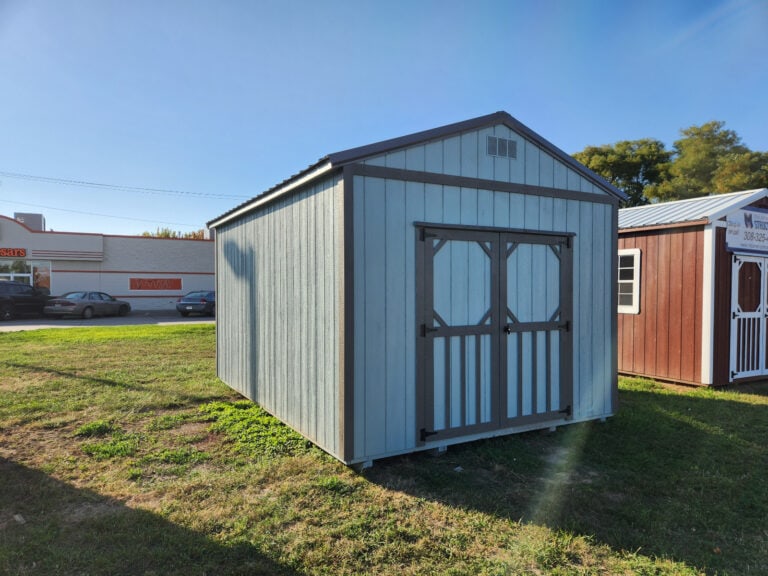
[0,199,202,228]
[0,170,249,200]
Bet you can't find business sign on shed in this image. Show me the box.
[130,278,182,290]
[726,208,768,253]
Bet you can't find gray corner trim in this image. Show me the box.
[413,221,576,239]
[414,224,427,446]
[610,206,620,412]
[340,166,355,461]
[348,163,619,207]
[561,233,575,418]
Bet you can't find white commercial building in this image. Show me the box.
[0,213,214,311]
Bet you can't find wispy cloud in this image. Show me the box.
[663,0,763,51]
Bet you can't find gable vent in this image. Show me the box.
[487,135,517,159]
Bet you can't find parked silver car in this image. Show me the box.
[44,291,131,319]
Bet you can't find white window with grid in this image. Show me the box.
[618,248,641,314]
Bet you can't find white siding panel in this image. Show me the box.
[493,153,511,183]
[359,125,609,199]
[553,159,568,190]
[595,203,613,416]
[385,150,406,169]
[444,185,461,225]
[216,174,343,458]
[493,190,511,228]
[540,152,555,189]
[524,195,540,230]
[509,193,525,229]
[567,168,582,192]
[460,187,478,225]
[477,127,495,180]
[478,189,494,227]
[524,141,540,187]
[352,176,367,456]
[365,155,386,167]
[385,179,407,451]
[553,198,567,231]
[363,177,387,457]
[540,196,554,232]
[509,138,525,184]
[425,141,443,173]
[353,175,615,460]
[460,132,479,178]
[443,136,461,176]
[405,146,425,171]
[404,182,426,447]
[565,200,581,414]
[578,202,594,417]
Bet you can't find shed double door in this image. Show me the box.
[417,225,573,444]
[730,253,768,381]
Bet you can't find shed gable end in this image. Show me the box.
[361,124,605,195]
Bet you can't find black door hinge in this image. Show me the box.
[421,324,438,337]
[559,404,572,417]
[559,321,571,332]
[420,428,438,442]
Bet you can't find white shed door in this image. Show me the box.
[416,225,573,444]
[730,254,768,381]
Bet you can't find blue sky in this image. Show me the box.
[0,0,765,235]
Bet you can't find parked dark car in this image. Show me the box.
[0,280,50,320]
[44,291,131,319]
[176,290,215,317]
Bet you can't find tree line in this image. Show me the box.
[141,227,207,239]
[572,121,768,207]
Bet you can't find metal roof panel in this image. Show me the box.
[619,189,768,229]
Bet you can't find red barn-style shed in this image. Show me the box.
[618,188,768,386]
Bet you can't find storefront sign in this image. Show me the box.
[129,278,182,290]
[726,207,768,253]
[0,248,27,258]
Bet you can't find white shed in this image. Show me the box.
[207,112,626,467]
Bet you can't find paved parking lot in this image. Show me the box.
[0,311,215,332]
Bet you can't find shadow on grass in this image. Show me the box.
[366,386,768,575]
[2,361,140,390]
[0,458,299,576]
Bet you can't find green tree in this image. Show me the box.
[712,151,768,193]
[141,227,207,239]
[181,229,207,240]
[142,227,181,238]
[647,121,751,201]
[573,139,671,207]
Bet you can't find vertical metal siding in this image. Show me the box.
[353,176,615,460]
[362,125,607,195]
[216,174,343,458]
[617,227,706,385]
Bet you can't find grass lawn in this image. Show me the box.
[1,325,766,575]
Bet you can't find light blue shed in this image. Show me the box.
[207,112,626,467]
